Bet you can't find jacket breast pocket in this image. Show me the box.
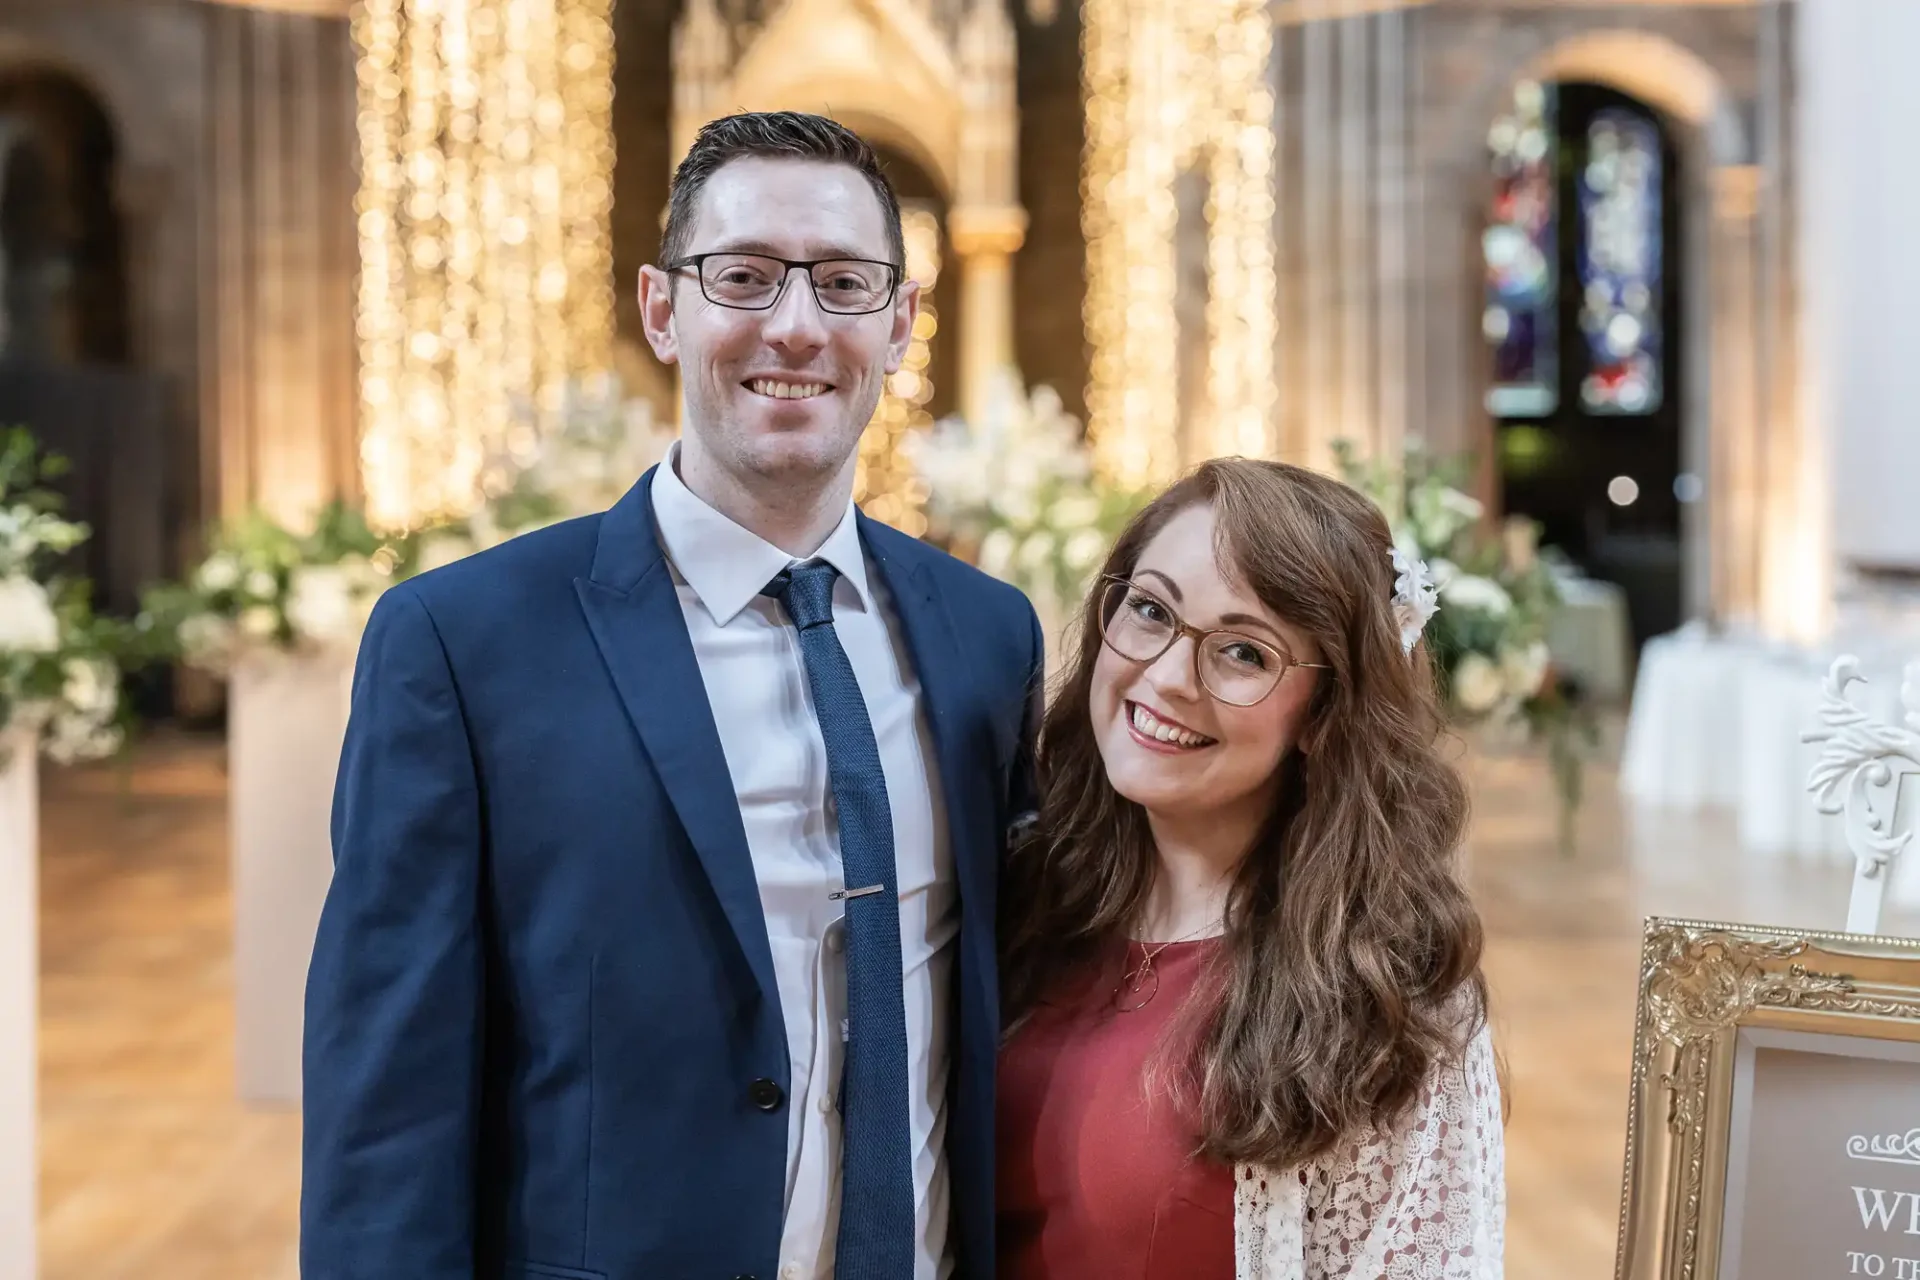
[513,1262,607,1280]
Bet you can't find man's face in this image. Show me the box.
[638,156,918,495]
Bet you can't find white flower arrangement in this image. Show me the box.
[1438,569,1514,620]
[905,371,1147,628]
[1334,438,1596,852]
[1333,439,1562,723]
[145,375,678,676]
[0,430,127,764]
[1407,479,1485,554]
[1450,652,1507,716]
[143,504,396,674]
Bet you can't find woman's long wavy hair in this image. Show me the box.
[1001,457,1485,1171]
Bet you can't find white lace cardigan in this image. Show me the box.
[1231,1024,1505,1279]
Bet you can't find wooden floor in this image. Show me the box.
[33,728,1882,1278]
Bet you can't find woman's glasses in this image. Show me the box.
[1098,576,1329,707]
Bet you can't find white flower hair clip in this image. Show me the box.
[1390,547,1440,655]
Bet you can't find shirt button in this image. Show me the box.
[781,1265,801,1280]
[826,929,844,954]
[748,1078,785,1111]
[817,1091,835,1115]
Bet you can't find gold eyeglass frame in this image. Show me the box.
[1097,575,1331,708]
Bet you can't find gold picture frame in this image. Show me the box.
[1617,916,1920,1279]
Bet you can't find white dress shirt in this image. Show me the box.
[651,446,956,1280]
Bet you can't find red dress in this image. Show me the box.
[997,938,1235,1280]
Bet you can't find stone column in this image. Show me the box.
[948,205,1028,425]
[953,0,1024,427]
[663,0,734,428]
[668,0,730,168]
[1708,165,1761,624]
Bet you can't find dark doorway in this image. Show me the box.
[0,68,171,631]
[1485,80,1685,650]
[0,69,130,364]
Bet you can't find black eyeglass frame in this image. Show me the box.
[1097,575,1332,708]
[663,251,904,315]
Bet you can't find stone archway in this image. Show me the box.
[0,66,131,366]
[0,35,181,396]
[1522,31,1735,135]
[1446,27,1783,631]
[0,20,218,566]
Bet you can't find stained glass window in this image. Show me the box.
[1576,108,1662,414]
[1483,81,1557,418]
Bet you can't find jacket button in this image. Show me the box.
[749,1078,785,1111]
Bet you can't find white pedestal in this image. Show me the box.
[230,651,351,1104]
[0,736,38,1280]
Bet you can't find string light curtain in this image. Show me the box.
[1202,4,1277,464]
[354,0,616,529]
[1082,0,1274,488]
[856,204,942,537]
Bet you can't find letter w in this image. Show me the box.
[1858,1187,1908,1230]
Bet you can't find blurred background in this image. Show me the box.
[0,0,1916,1276]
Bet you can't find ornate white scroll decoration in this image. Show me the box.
[1847,1129,1920,1166]
[1802,656,1920,883]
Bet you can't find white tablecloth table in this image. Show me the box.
[1619,624,1746,812]
[1619,624,1913,870]
[1546,574,1634,703]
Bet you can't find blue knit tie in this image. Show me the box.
[765,561,914,1278]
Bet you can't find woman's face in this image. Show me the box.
[1089,503,1324,829]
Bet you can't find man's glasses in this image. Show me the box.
[666,252,901,315]
[1098,576,1330,707]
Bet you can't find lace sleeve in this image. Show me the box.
[1302,1023,1506,1279]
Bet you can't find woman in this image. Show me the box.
[998,458,1503,1279]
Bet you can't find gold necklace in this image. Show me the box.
[1114,924,1214,1013]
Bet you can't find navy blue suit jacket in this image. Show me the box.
[301,467,1043,1280]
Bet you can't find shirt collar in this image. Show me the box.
[650,441,873,626]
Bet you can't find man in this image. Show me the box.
[301,111,1043,1280]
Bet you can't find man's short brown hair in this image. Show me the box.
[659,111,905,269]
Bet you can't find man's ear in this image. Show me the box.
[637,265,680,366]
[883,278,921,375]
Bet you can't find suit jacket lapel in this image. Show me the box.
[861,519,991,938]
[575,468,780,1005]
